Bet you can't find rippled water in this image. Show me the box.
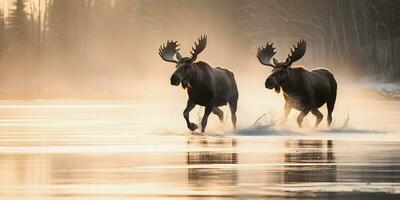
[0,92,399,199]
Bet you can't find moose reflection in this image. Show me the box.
[257,40,337,127]
[159,35,239,133]
[186,138,238,187]
[283,140,336,183]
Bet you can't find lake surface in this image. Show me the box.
[0,88,400,199]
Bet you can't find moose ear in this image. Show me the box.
[273,58,279,66]
[176,52,182,61]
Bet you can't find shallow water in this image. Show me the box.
[0,88,400,199]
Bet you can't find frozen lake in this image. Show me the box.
[0,86,400,199]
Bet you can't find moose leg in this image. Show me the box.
[327,100,335,127]
[297,108,310,128]
[327,112,333,127]
[228,101,238,130]
[201,106,213,133]
[282,101,292,123]
[212,107,224,122]
[183,100,197,131]
[311,109,323,128]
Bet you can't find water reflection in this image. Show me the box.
[283,140,337,183]
[0,101,399,199]
[186,137,238,187]
[0,136,399,199]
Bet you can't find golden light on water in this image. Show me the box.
[0,86,396,199]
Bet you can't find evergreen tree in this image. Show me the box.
[0,9,5,57]
[6,0,31,55]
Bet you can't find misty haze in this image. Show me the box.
[0,0,399,199]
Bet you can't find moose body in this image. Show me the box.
[160,36,238,133]
[258,40,337,127]
[184,62,237,107]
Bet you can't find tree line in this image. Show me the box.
[0,0,398,98]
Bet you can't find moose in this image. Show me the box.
[159,35,238,133]
[257,39,337,127]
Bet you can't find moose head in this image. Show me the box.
[159,35,207,89]
[257,39,306,93]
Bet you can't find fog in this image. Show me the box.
[0,0,398,100]
[1,2,400,199]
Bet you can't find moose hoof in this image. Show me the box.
[188,123,198,131]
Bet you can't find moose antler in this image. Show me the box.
[286,39,306,64]
[159,40,180,63]
[188,35,207,63]
[257,42,276,68]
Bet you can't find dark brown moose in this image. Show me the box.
[159,35,239,133]
[257,39,337,127]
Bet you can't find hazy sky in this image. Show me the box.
[0,0,397,99]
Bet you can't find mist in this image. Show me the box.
[0,0,399,100]
[1,2,400,199]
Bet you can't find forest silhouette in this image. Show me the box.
[0,0,399,99]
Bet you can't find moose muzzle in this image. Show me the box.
[265,77,277,89]
[170,74,181,86]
